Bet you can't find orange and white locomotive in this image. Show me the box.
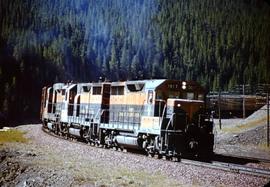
[40,79,214,159]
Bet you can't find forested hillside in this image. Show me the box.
[0,0,270,123]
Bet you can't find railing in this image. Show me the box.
[164,113,176,146]
[87,108,100,137]
[155,99,167,129]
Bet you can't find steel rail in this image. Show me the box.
[214,153,270,164]
[181,158,270,178]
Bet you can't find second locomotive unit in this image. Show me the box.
[40,79,214,159]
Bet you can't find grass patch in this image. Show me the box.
[72,165,181,187]
[0,129,28,145]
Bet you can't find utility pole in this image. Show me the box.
[267,92,269,147]
[218,89,221,129]
[242,84,246,119]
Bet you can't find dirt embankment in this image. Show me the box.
[214,104,270,159]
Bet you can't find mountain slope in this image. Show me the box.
[0,0,270,122]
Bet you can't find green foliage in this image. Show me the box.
[0,0,270,122]
[157,0,270,88]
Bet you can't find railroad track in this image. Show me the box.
[181,158,270,178]
[214,153,270,164]
[42,127,270,178]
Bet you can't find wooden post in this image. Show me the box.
[218,90,221,129]
[242,84,246,119]
[267,92,269,147]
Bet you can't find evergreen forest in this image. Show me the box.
[0,0,270,123]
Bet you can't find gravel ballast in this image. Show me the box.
[0,124,269,186]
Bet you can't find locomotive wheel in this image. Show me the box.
[117,147,123,152]
[155,153,162,159]
[147,152,155,158]
[172,156,181,162]
[165,155,172,160]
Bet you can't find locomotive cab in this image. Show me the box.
[165,98,213,157]
[140,80,214,157]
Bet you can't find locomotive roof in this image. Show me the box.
[110,79,166,90]
[125,79,204,90]
[112,79,204,91]
[62,83,76,90]
[110,81,126,86]
[51,79,204,91]
[53,83,65,90]
[142,79,166,90]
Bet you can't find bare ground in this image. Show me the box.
[214,105,270,160]
[0,124,269,187]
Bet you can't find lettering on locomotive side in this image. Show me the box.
[167,83,193,90]
[167,83,180,89]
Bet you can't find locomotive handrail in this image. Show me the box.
[47,102,62,120]
[96,109,107,135]
[87,109,109,138]
[164,112,176,146]
[166,113,176,130]
[161,103,167,127]
[87,89,91,119]
[86,108,101,138]
[161,129,183,132]
[155,99,167,129]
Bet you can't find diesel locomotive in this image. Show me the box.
[40,79,214,159]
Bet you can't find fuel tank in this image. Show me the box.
[68,128,81,137]
[115,135,140,149]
